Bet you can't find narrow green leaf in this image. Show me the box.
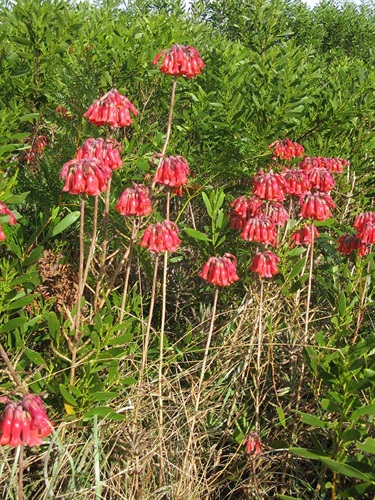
[184,227,210,242]
[357,438,375,454]
[106,333,133,346]
[7,295,37,311]
[50,211,80,237]
[202,192,213,217]
[299,412,330,428]
[0,317,28,333]
[24,349,45,366]
[350,403,375,421]
[289,257,307,280]
[289,447,328,459]
[59,384,77,406]
[320,457,371,481]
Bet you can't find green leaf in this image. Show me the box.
[82,407,126,421]
[320,457,371,481]
[278,496,302,500]
[289,257,307,280]
[106,333,133,346]
[299,412,330,428]
[47,312,60,338]
[19,113,40,123]
[122,377,136,386]
[350,403,375,421]
[184,227,211,242]
[7,295,37,311]
[88,391,119,402]
[24,349,45,366]
[276,406,286,428]
[0,317,28,333]
[59,384,77,406]
[50,211,80,237]
[289,447,328,459]
[357,438,375,454]
[202,192,212,217]
[338,291,346,317]
[23,246,44,267]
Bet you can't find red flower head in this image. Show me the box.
[291,224,320,246]
[0,394,53,447]
[77,137,123,171]
[60,158,112,196]
[353,211,375,232]
[245,431,262,455]
[199,253,240,286]
[84,89,139,128]
[299,156,325,172]
[152,154,190,188]
[0,202,17,226]
[262,202,289,227]
[229,196,263,230]
[140,220,181,253]
[241,215,278,247]
[357,221,375,245]
[299,191,335,221]
[282,169,310,196]
[307,168,335,192]
[253,170,286,202]
[0,224,5,241]
[337,234,363,256]
[250,251,281,278]
[115,183,152,217]
[269,138,304,161]
[325,157,349,174]
[152,45,205,79]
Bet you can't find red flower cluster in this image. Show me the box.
[299,191,335,221]
[265,202,289,227]
[153,154,190,188]
[60,158,112,196]
[282,169,310,196]
[253,171,286,202]
[140,220,181,253]
[84,89,139,128]
[0,394,53,447]
[229,196,263,229]
[25,135,48,163]
[307,168,335,192]
[269,138,304,160]
[291,224,320,246]
[0,201,18,241]
[152,45,205,79]
[354,211,375,245]
[77,137,123,171]
[337,234,367,257]
[250,251,280,278]
[245,432,262,455]
[115,183,152,217]
[241,215,277,246]
[199,253,239,286]
[299,156,349,174]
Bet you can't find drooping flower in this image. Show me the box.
[291,224,320,246]
[140,220,181,253]
[115,183,152,217]
[337,234,363,256]
[241,215,278,246]
[325,157,349,174]
[282,169,310,196]
[60,158,112,196]
[0,394,53,447]
[245,432,262,455]
[299,191,335,221]
[152,45,205,79]
[77,137,123,171]
[353,211,375,232]
[199,253,240,286]
[0,224,5,241]
[84,89,139,128]
[152,154,190,188]
[307,168,335,192]
[262,202,289,227]
[0,202,17,225]
[299,156,348,174]
[357,221,375,245]
[250,251,281,278]
[269,138,304,161]
[253,171,286,202]
[229,196,263,230]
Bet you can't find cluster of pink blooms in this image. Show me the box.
[84,88,139,127]
[115,183,152,217]
[199,253,240,286]
[245,431,262,455]
[338,211,375,257]
[250,251,281,278]
[25,135,47,163]
[299,156,349,174]
[153,154,191,193]
[269,138,305,161]
[0,201,17,241]
[77,138,123,171]
[60,158,112,196]
[291,224,320,246]
[152,45,205,79]
[140,220,181,253]
[0,394,53,447]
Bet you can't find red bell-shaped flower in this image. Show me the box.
[140,220,181,253]
[84,89,138,128]
[269,138,304,161]
[307,167,335,192]
[152,154,190,188]
[337,234,363,256]
[353,211,375,232]
[199,253,240,286]
[115,183,152,217]
[291,224,320,246]
[0,202,17,226]
[250,251,281,278]
[245,431,262,455]
[60,158,112,196]
[241,215,278,246]
[282,169,310,196]
[253,170,286,202]
[299,191,335,221]
[152,45,205,79]
[77,137,123,171]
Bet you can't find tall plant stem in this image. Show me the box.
[83,196,99,298]
[17,445,24,500]
[162,77,178,157]
[295,222,315,419]
[353,251,372,344]
[119,219,138,323]
[94,177,112,305]
[0,343,27,394]
[255,278,264,434]
[183,287,219,474]
[71,195,85,386]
